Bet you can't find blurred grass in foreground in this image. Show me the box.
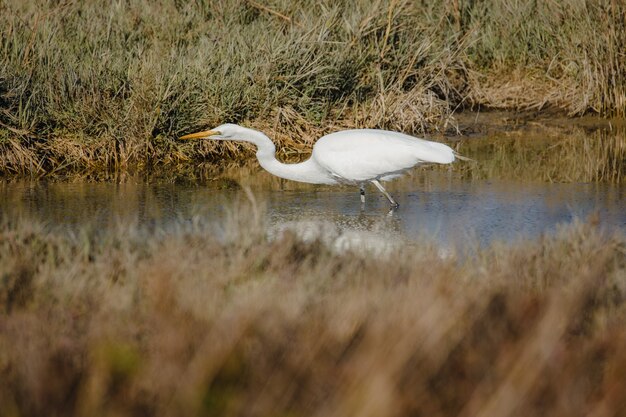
[0,197,625,417]
[1,0,625,176]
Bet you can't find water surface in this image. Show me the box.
[1,175,623,251]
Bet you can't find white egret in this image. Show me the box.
[180,123,460,208]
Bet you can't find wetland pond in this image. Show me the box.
[2,116,624,252]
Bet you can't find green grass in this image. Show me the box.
[1,0,625,176]
[0,199,625,417]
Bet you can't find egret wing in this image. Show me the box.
[312,129,453,182]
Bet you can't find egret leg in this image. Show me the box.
[371,179,399,208]
[359,184,365,204]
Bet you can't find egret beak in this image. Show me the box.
[179,130,220,140]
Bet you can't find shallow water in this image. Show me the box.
[1,175,624,251]
[1,119,624,251]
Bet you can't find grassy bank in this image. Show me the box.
[1,0,625,176]
[0,201,625,416]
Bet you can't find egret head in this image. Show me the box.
[179,123,243,140]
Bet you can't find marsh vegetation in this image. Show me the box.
[1,204,625,417]
[1,0,626,176]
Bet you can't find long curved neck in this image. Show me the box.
[236,129,336,185]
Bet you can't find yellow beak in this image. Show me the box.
[179,130,219,140]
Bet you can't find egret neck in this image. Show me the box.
[239,128,337,185]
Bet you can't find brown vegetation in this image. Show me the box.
[1,0,626,176]
[0,201,625,417]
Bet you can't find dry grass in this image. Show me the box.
[1,0,625,176]
[0,198,625,417]
[464,1,626,116]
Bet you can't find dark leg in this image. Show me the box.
[371,179,399,208]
